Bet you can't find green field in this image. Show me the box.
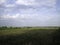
[0,27,60,45]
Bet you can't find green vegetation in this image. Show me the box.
[0,26,60,45]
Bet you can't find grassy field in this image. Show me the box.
[0,27,60,45]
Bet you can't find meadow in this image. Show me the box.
[0,26,60,45]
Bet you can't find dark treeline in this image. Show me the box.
[0,26,32,29]
[0,26,59,30]
[0,28,60,45]
[0,26,21,30]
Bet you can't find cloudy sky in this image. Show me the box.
[0,0,60,27]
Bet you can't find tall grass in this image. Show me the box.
[0,27,60,45]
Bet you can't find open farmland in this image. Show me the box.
[0,27,60,45]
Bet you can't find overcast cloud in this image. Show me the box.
[0,0,60,27]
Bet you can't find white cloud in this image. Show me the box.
[0,14,19,19]
[0,13,59,26]
[15,0,56,7]
[0,13,32,20]
[15,0,37,5]
[39,0,56,7]
[38,15,52,21]
[0,0,59,26]
[5,4,15,7]
[0,0,6,4]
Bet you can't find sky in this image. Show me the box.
[0,0,60,27]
